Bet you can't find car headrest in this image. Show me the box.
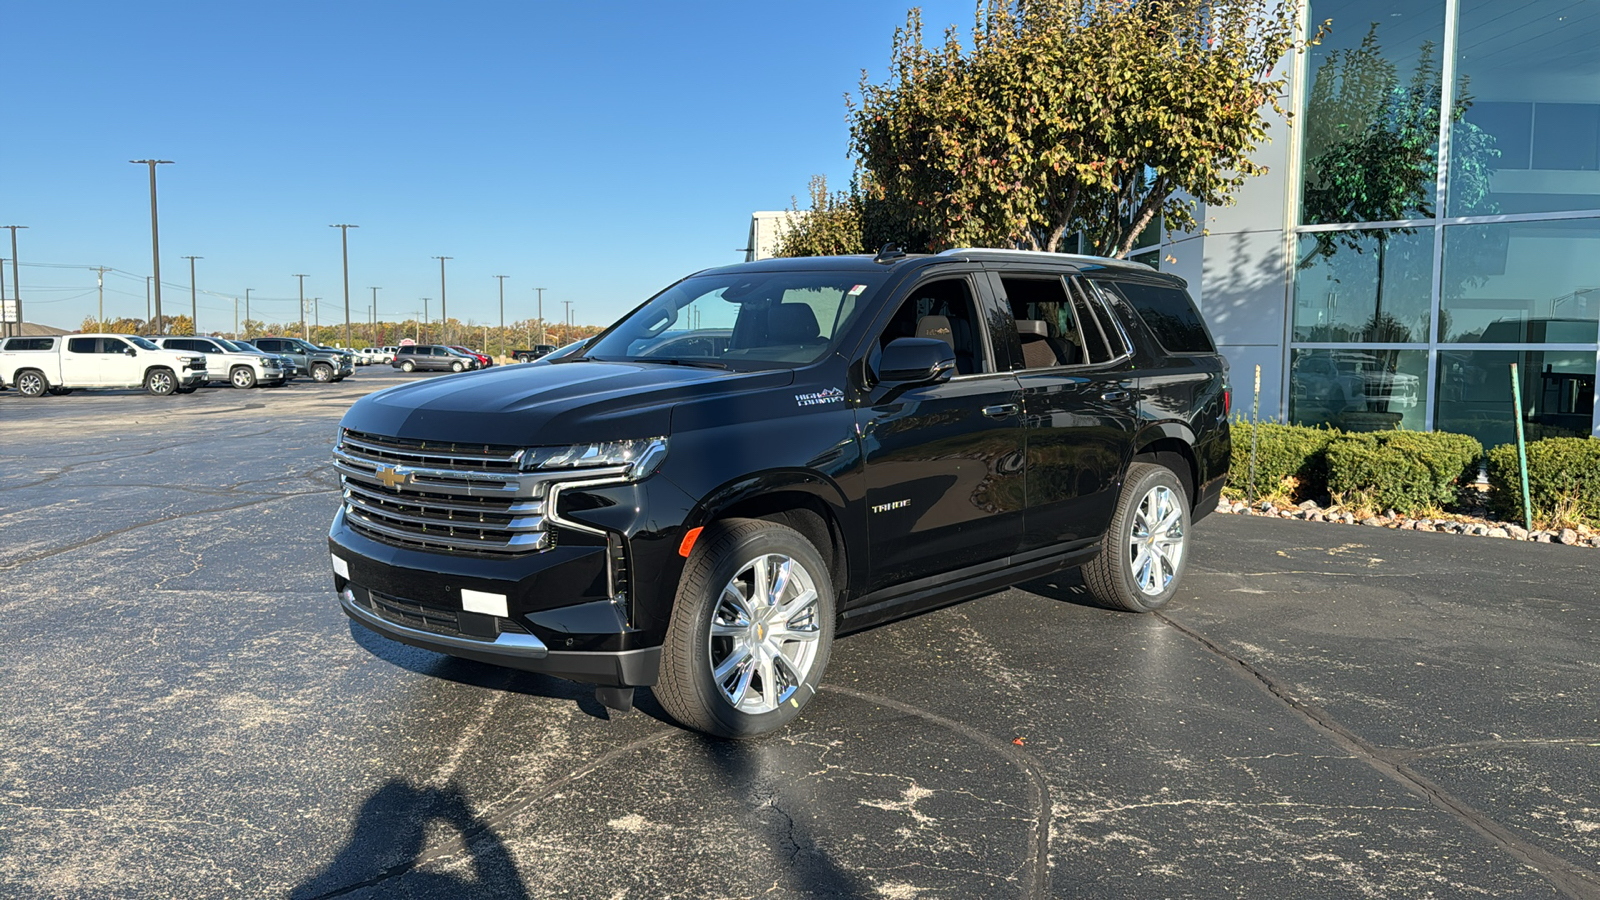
[915,314,955,347]
[768,303,822,343]
[1015,319,1049,338]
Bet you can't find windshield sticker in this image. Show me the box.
[795,387,845,408]
[848,284,868,296]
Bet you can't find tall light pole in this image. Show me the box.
[293,274,309,340]
[1,256,9,338]
[244,288,253,337]
[232,296,239,339]
[369,286,381,346]
[494,274,508,359]
[421,298,430,343]
[535,287,546,345]
[563,300,573,343]
[181,255,202,334]
[130,160,172,333]
[146,276,153,332]
[432,256,452,344]
[312,298,321,332]
[330,224,358,348]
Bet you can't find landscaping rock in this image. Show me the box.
[1230,502,1247,514]
[1361,517,1383,527]
[1558,528,1579,545]
[1469,524,1489,536]
[1487,527,1509,538]
[1535,531,1553,543]
[1298,500,1320,510]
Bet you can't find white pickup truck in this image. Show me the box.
[0,333,208,396]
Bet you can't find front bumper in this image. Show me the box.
[327,504,670,687]
[179,367,207,386]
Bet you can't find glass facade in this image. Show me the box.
[1289,0,1600,447]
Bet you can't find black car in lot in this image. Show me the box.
[391,344,480,373]
[329,249,1229,736]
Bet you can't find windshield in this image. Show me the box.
[581,269,886,370]
[128,336,160,351]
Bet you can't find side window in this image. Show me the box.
[1067,278,1130,364]
[875,277,988,376]
[1102,280,1215,354]
[1002,276,1083,369]
[67,337,97,354]
[101,338,131,355]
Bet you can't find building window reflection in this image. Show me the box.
[1291,348,1428,431]
[1435,350,1597,448]
[1439,218,1600,344]
[1294,228,1433,343]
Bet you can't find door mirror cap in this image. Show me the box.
[878,337,956,385]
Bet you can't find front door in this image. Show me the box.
[856,275,1025,592]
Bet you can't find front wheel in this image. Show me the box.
[451,361,464,372]
[144,368,177,396]
[311,363,333,382]
[657,519,835,738]
[230,366,257,389]
[1082,462,1191,612]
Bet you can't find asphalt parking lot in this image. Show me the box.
[2,367,1597,899]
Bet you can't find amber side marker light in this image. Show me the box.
[678,526,704,558]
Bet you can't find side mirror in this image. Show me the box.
[878,337,956,386]
[125,348,137,356]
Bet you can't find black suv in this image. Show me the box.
[328,249,1229,736]
[392,344,479,372]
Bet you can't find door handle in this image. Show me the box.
[1100,389,1131,403]
[982,403,1020,418]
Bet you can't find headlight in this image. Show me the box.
[183,355,204,365]
[521,437,667,480]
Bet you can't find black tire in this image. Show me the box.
[451,361,464,372]
[144,368,177,396]
[656,518,836,738]
[1082,462,1191,613]
[230,366,257,389]
[16,370,48,397]
[400,360,415,373]
[311,363,333,382]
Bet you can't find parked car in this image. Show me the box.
[391,344,480,373]
[318,344,361,368]
[1,333,207,396]
[215,338,299,380]
[361,347,393,364]
[529,339,588,364]
[150,335,287,389]
[248,337,354,383]
[449,345,493,368]
[329,248,1229,737]
[1292,350,1420,413]
[512,344,558,363]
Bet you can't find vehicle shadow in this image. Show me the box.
[288,780,530,900]
[347,622,615,720]
[1015,568,1105,610]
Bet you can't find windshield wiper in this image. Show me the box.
[628,357,729,370]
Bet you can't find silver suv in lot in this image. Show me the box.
[150,336,287,389]
[248,337,354,382]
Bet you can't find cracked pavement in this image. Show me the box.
[1,369,1597,898]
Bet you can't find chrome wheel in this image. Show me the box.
[231,366,256,389]
[707,552,822,715]
[1128,484,1185,596]
[17,371,46,397]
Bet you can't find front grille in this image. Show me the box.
[364,588,528,638]
[336,428,549,555]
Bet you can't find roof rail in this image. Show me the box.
[936,247,1154,271]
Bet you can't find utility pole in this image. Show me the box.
[233,297,239,340]
[93,267,109,330]
[1,257,9,338]
[312,298,321,332]
[293,274,309,340]
[369,287,381,346]
[2,226,28,334]
[494,274,508,360]
[146,276,153,332]
[330,224,358,348]
[422,298,430,343]
[534,287,546,345]
[432,256,452,344]
[131,160,172,333]
[244,288,253,337]
[563,300,572,343]
[181,255,202,334]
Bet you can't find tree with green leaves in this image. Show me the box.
[847,0,1307,257]
[774,176,867,258]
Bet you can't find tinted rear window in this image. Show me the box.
[1102,280,1215,354]
[4,337,55,351]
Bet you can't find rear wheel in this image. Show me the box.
[1082,462,1191,612]
[144,368,177,396]
[16,370,48,397]
[230,366,257,389]
[657,519,835,738]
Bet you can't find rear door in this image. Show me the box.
[62,337,103,385]
[855,271,1026,592]
[988,271,1140,550]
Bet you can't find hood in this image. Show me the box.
[341,360,794,446]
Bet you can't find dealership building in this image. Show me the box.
[1153,0,1600,449]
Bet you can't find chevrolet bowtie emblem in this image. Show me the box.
[375,465,410,490]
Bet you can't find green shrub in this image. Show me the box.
[1373,430,1483,507]
[1326,436,1436,513]
[1227,420,1340,500]
[1486,437,1600,527]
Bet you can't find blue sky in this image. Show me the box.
[8,0,975,334]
